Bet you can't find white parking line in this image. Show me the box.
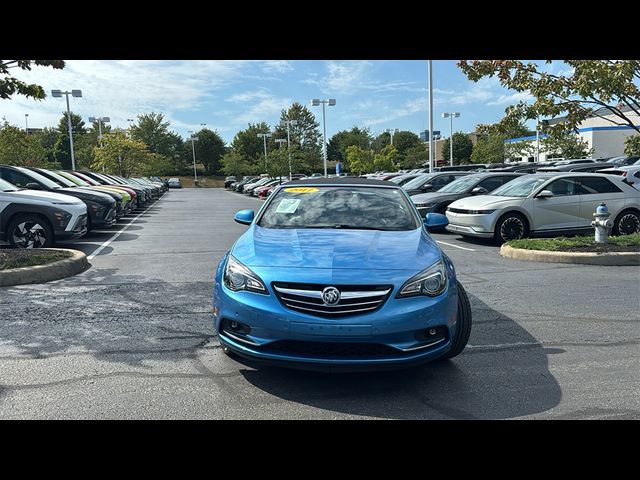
[436,241,476,252]
[87,199,160,261]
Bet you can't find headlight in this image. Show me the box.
[467,209,496,214]
[397,259,448,298]
[88,202,105,217]
[223,255,268,294]
[53,211,73,228]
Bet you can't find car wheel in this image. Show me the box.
[613,209,640,236]
[442,281,472,360]
[7,214,54,249]
[494,212,529,244]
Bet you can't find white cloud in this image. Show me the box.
[486,91,533,106]
[226,89,291,124]
[261,61,293,73]
[304,61,373,95]
[0,60,249,132]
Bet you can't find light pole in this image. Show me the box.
[257,132,272,172]
[24,114,29,134]
[275,138,287,182]
[385,128,399,146]
[89,116,110,146]
[442,112,460,167]
[311,98,336,177]
[188,131,199,186]
[428,62,434,173]
[281,119,298,180]
[535,116,540,163]
[51,89,82,170]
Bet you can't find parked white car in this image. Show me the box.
[598,166,640,190]
[445,173,640,243]
[0,178,88,248]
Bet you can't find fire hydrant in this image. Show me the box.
[591,202,612,243]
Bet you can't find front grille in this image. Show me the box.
[262,340,400,358]
[104,208,116,222]
[72,214,88,232]
[272,282,392,318]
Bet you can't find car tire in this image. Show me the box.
[7,214,54,249]
[442,281,472,360]
[493,212,529,244]
[612,209,640,236]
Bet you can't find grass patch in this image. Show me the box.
[507,233,640,253]
[0,249,72,270]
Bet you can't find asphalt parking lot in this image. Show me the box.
[0,188,638,419]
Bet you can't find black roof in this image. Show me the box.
[285,177,395,187]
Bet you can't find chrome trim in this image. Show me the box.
[219,330,261,347]
[283,297,382,308]
[273,286,390,299]
[283,304,381,315]
[396,337,447,352]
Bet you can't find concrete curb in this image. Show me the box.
[0,248,90,287]
[500,244,640,266]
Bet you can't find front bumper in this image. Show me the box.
[445,223,493,238]
[445,210,498,238]
[213,273,460,368]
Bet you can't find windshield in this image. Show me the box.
[402,173,436,190]
[437,175,480,193]
[15,167,61,190]
[491,176,548,197]
[258,186,420,231]
[0,178,18,192]
[57,171,88,186]
[39,170,77,188]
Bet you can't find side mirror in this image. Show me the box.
[26,182,43,190]
[424,212,449,230]
[421,183,434,191]
[471,186,488,195]
[537,190,554,199]
[234,209,254,225]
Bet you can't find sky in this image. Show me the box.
[0,60,554,143]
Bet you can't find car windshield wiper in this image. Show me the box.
[307,224,396,231]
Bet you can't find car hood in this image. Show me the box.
[9,189,85,204]
[60,187,116,204]
[411,192,466,204]
[232,225,441,273]
[448,194,524,210]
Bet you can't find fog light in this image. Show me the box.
[230,321,239,330]
[429,328,437,336]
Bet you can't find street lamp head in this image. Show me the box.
[311,99,320,106]
[71,90,82,98]
[442,113,449,118]
[453,112,460,118]
[102,117,110,122]
[328,99,336,106]
[51,90,62,97]
[88,117,97,123]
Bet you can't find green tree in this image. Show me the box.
[0,121,47,166]
[54,111,86,169]
[442,132,473,164]
[92,131,154,177]
[0,60,65,100]
[542,130,593,159]
[272,102,323,174]
[476,118,531,139]
[221,151,249,177]
[624,135,640,156]
[130,112,173,155]
[470,134,507,163]
[373,145,397,171]
[402,144,429,169]
[327,127,372,166]
[230,122,271,172]
[458,60,640,133]
[34,127,62,164]
[345,145,374,175]
[193,128,226,174]
[164,131,188,174]
[392,131,422,160]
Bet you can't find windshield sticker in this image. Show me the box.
[275,198,301,214]
[284,187,319,193]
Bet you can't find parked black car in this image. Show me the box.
[402,172,472,196]
[224,176,237,188]
[0,165,117,231]
[411,172,524,217]
[77,171,150,207]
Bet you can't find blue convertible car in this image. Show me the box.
[213,178,472,369]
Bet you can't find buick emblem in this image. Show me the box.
[322,286,341,306]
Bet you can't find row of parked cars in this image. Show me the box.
[0,166,168,248]
[225,174,310,199]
